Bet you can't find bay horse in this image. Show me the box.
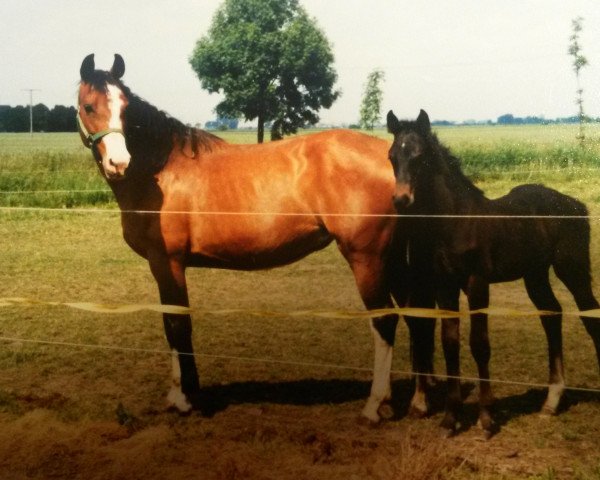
[76,53,435,422]
[387,109,600,438]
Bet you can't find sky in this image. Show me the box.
[1,0,599,126]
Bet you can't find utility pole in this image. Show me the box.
[22,88,41,137]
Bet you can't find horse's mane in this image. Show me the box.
[83,70,225,172]
[425,131,484,198]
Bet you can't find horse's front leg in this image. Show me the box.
[392,230,436,419]
[149,252,201,414]
[345,251,398,424]
[437,282,462,437]
[404,285,436,419]
[364,312,399,423]
[465,276,497,438]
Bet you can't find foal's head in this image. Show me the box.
[78,54,131,181]
[386,109,435,209]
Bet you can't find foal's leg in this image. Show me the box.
[437,282,462,436]
[402,282,436,418]
[524,271,564,415]
[465,276,496,437]
[149,252,201,414]
[346,251,398,423]
[388,242,436,418]
[554,260,600,373]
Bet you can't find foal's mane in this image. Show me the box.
[424,129,484,198]
[83,70,225,169]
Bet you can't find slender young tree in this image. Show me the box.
[568,16,588,146]
[190,0,339,143]
[359,69,385,131]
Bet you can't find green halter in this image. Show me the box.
[76,110,125,149]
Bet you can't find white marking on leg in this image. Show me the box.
[542,381,565,416]
[167,349,192,413]
[362,323,393,422]
[409,384,428,417]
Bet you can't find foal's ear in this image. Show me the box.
[80,54,95,81]
[387,110,401,134]
[110,54,126,79]
[416,109,431,134]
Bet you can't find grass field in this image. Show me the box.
[1,128,600,479]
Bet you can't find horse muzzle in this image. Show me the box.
[100,132,131,180]
[392,184,414,210]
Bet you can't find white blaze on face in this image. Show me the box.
[101,84,130,178]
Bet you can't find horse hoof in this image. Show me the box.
[439,417,459,438]
[440,426,456,439]
[476,417,498,440]
[166,388,193,415]
[377,402,395,420]
[408,405,428,419]
[357,414,381,428]
[477,424,498,441]
[539,406,557,418]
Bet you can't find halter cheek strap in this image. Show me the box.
[76,110,125,149]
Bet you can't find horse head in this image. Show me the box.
[386,109,432,209]
[78,53,131,181]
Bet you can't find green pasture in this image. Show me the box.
[1,126,600,478]
[1,124,600,209]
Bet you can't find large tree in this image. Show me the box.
[189,0,339,143]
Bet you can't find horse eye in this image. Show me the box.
[84,104,94,114]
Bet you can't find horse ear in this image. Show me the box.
[80,54,95,81]
[387,110,401,134]
[110,54,125,79]
[416,109,431,134]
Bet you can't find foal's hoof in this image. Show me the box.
[440,426,457,439]
[539,405,557,418]
[408,404,429,419]
[377,402,395,420]
[478,423,498,441]
[477,416,499,440]
[439,417,459,438]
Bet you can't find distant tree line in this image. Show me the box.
[0,104,77,132]
[430,114,600,127]
[495,113,600,125]
[205,116,239,130]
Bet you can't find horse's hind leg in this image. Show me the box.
[465,276,496,438]
[346,250,398,423]
[524,270,564,415]
[554,255,600,373]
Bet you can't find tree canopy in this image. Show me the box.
[189,0,339,143]
[359,69,385,131]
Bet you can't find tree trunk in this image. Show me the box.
[257,113,264,144]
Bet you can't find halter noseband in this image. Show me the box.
[76,110,125,149]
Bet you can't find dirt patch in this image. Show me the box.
[0,397,598,480]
